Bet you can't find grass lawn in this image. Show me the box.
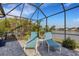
[53,38,63,44]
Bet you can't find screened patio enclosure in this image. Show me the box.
[0,3,79,41]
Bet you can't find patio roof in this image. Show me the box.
[0,3,79,40]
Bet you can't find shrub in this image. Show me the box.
[40,30,44,36]
[25,34,30,40]
[24,32,30,40]
[62,37,77,50]
[39,30,45,39]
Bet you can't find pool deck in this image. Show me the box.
[18,39,79,56]
[0,40,26,56]
[0,38,79,56]
[37,41,79,56]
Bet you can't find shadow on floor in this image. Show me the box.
[0,35,27,56]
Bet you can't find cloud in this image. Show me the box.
[22,4,35,17]
[3,4,18,13]
[4,4,35,17]
[4,7,21,16]
[72,18,79,27]
[64,3,72,7]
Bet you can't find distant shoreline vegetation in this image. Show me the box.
[53,27,79,32]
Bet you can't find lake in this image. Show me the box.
[53,31,79,41]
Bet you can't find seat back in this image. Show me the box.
[26,32,38,48]
[27,32,37,43]
[30,32,37,39]
[44,32,52,40]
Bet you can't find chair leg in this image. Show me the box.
[42,42,44,46]
[59,48,61,55]
[48,45,50,53]
[35,42,38,55]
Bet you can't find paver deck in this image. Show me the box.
[0,40,26,56]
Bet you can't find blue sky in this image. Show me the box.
[2,3,79,28]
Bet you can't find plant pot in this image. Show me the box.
[0,40,5,47]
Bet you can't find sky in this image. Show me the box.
[1,3,79,28]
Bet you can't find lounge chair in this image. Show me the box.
[25,32,38,49]
[44,32,61,52]
[25,32,39,55]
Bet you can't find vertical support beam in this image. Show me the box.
[37,10,39,37]
[61,3,66,40]
[28,3,47,32]
[46,17,48,32]
[4,17,7,40]
[29,3,44,34]
[30,19,32,35]
[15,16,18,36]
[19,3,25,39]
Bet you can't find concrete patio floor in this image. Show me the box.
[1,38,79,56]
[22,40,79,56]
[0,40,26,56]
[37,41,79,56]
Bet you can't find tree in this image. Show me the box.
[4,19,11,28]
[50,25,56,32]
[77,27,79,30]
[0,20,6,36]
